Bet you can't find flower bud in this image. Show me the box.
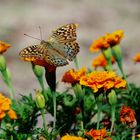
[32,64,44,78]
[0,55,6,71]
[111,44,122,62]
[108,90,117,105]
[35,90,45,109]
[102,47,113,70]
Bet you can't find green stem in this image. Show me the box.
[10,135,13,140]
[96,101,101,129]
[81,99,84,131]
[110,105,116,133]
[38,76,45,91]
[74,57,79,70]
[40,108,47,132]
[52,91,56,129]
[132,128,136,140]
[117,60,131,90]
[1,70,14,99]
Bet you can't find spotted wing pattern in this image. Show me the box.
[48,23,80,61]
[19,44,68,66]
[19,45,47,60]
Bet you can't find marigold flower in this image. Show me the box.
[92,54,115,68]
[62,67,87,84]
[0,93,17,120]
[21,57,56,72]
[0,41,11,54]
[8,109,17,120]
[105,30,124,46]
[90,37,110,52]
[61,134,85,140]
[89,30,124,52]
[120,106,137,128]
[80,71,126,93]
[85,128,112,140]
[133,53,140,63]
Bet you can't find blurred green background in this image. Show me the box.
[0,0,140,96]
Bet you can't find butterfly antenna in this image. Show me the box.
[24,33,41,41]
[39,26,43,40]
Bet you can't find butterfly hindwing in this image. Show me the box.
[45,45,68,66]
[48,23,80,61]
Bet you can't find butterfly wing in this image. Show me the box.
[19,44,68,67]
[48,23,80,61]
[19,45,47,60]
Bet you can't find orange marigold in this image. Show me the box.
[89,30,124,52]
[61,134,86,140]
[62,67,87,84]
[89,37,110,52]
[133,53,140,63]
[8,109,17,120]
[120,106,137,128]
[80,71,126,93]
[0,41,11,54]
[105,30,124,46]
[0,93,17,120]
[92,54,115,68]
[85,128,112,140]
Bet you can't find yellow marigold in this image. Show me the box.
[133,53,140,62]
[120,106,137,128]
[8,109,17,120]
[105,30,124,46]
[92,54,115,68]
[89,37,110,52]
[80,71,126,93]
[85,128,112,140]
[62,67,87,84]
[0,41,11,54]
[61,134,85,140]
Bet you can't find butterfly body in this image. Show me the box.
[20,23,79,67]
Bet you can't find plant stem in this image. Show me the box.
[40,108,47,132]
[110,105,116,133]
[96,101,101,129]
[117,60,131,90]
[2,70,14,99]
[38,76,45,91]
[10,135,13,140]
[52,91,56,129]
[74,57,79,70]
[132,128,136,140]
[80,98,84,131]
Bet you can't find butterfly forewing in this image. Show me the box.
[19,44,47,59]
[51,23,78,42]
[19,43,68,66]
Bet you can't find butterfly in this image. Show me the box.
[19,23,80,67]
